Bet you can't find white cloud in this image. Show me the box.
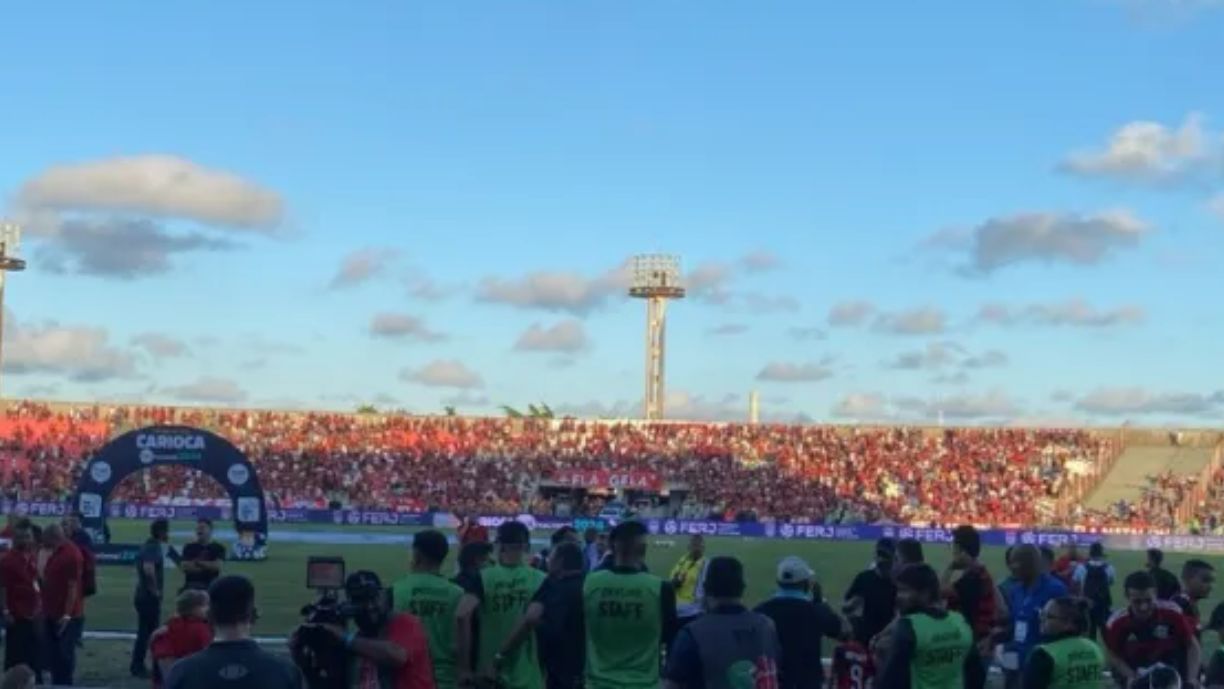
[1060,113,1215,185]
[329,248,399,289]
[1074,387,1224,416]
[163,376,249,404]
[977,299,1145,327]
[926,210,1149,274]
[787,326,826,341]
[5,316,138,382]
[827,300,876,326]
[401,360,484,389]
[874,307,947,336]
[961,350,1009,369]
[686,262,735,304]
[885,342,963,370]
[740,250,781,272]
[513,320,590,353]
[35,218,235,278]
[475,263,629,315]
[557,391,743,422]
[368,313,446,342]
[740,293,801,313]
[831,393,892,420]
[17,154,283,230]
[132,333,190,359]
[707,323,749,336]
[831,390,1020,421]
[756,361,834,383]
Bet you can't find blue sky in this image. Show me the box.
[2,1,1223,425]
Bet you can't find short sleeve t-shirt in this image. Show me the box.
[349,614,435,689]
[1104,602,1196,677]
[0,549,40,620]
[136,539,166,601]
[42,541,84,618]
[181,541,226,591]
[391,572,464,689]
[754,593,843,689]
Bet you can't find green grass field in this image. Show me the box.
[57,519,1224,687]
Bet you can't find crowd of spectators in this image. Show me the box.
[1072,471,1200,531]
[0,402,1114,527]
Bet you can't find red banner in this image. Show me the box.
[551,469,662,491]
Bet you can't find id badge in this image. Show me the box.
[1014,620,1028,642]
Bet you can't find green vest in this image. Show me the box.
[583,569,664,689]
[392,572,464,689]
[478,563,546,689]
[1035,636,1104,689]
[907,611,972,689]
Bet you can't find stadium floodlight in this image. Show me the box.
[628,254,685,421]
[0,222,26,403]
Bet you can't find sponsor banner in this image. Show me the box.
[550,469,662,492]
[94,543,143,565]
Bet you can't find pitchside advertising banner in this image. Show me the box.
[7,499,1224,555]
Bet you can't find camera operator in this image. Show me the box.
[316,570,436,689]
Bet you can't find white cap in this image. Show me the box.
[777,556,815,584]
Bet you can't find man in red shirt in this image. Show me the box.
[1104,570,1201,686]
[942,526,997,689]
[0,520,41,672]
[40,524,84,686]
[323,570,434,689]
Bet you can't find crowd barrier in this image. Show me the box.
[6,500,1224,555]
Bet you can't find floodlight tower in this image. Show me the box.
[0,222,25,402]
[628,255,685,421]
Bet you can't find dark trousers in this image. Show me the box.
[131,597,162,673]
[4,618,40,673]
[965,652,988,689]
[44,617,82,686]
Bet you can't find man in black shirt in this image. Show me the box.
[754,556,843,689]
[493,541,588,689]
[844,538,897,646]
[1147,548,1182,600]
[166,575,303,689]
[181,519,226,592]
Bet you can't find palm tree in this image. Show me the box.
[501,405,524,418]
[443,406,457,417]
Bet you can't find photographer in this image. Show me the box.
[317,570,435,689]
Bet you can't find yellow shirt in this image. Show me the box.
[669,554,705,605]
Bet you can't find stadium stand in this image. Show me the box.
[0,402,1124,528]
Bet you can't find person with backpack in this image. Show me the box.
[1072,542,1115,640]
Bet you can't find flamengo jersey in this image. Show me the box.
[832,641,875,689]
[1104,600,1196,677]
[391,572,464,689]
[583,569,665,689]
[478,564,547,689]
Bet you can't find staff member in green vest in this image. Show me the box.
[457,520,547,689]
[1022,597,1104,689]
[392,529,465,689]
[876,563,975,689]
[584,520,678,689]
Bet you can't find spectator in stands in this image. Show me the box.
[150,590,212,689]
[456,521,547,689]
[1073,542,1116,641]
[392,530,464,689]
[0,520,40,673]
[844,538,896,646]
[875,564,975,689]
[586,520,678,689]
[1021,597,1103,689]
[669,535,708,622]
[1104,571,1200,686]
[1002,545,1068,688]
[167,575,303,689]
[40,524,83,686]
[942,525,995,689]
[493,541,587,689]
[1146,549,1182,601]
[754,556,843,689]
[1172,560,1215,632]
[132,519,174,679]
[180,519,225,593]
[664,556,780,689]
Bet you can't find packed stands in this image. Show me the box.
[0,401,1117,527]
